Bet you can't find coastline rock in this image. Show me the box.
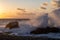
[5,21,19,29]
[30,26,60,34]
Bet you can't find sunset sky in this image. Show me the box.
[0,0,50,10]
[0,0,50,18]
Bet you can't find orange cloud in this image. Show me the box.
[43,2,48,6]
[17,8,26,12]
[40,7,46,9]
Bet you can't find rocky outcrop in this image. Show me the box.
[30,26,60,34]
[5,21,19,29]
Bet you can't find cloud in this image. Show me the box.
[51,0,60,7]
[43,2,48,6]
[40,7,46,9]
[40,2,48,10]
[17,8,26,12]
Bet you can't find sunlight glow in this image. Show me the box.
[0,7,5,14]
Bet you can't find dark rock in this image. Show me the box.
[30,26,60,34]
[5,21,19,29]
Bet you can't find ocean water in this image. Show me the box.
[0,11,60,39]
[0,13,48,33]
[0,20,60,39]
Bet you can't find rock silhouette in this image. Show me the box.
[30,26,60,34]
[5,21,19,29]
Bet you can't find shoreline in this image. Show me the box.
[0,33,60,40]
[0,34,60,40]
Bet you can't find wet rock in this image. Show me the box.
[5,21,19,29]
[30,26,60,34]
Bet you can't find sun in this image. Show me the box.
[0,7,6,14]
[0,7,6,18]
[0,8,4,13]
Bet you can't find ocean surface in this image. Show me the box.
[0,20,60,39]
[0,11,60,39]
